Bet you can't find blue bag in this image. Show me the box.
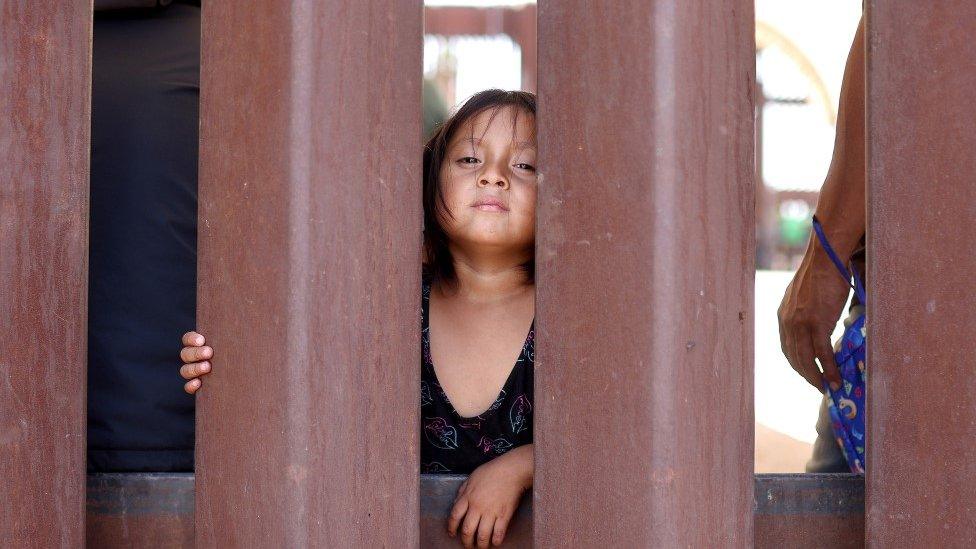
[812,216,866,474]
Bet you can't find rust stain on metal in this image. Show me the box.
[0,2,92,547]
[535,1,756,546]
[195,2,422,547]
[866,1,976,546]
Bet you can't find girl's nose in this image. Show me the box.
[478,175,509,190]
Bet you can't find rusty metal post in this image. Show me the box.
[0,3,91,547]
[535,1,756,546]
[865,2,976,546]
[195,2,422,547]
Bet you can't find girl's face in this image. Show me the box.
[437,106,537,258]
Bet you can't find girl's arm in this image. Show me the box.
[447,444,533,548]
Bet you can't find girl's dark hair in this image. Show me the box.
[423,89,536,286]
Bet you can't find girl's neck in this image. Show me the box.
[440,246,533,303]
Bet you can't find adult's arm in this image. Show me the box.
[778,16,866,391]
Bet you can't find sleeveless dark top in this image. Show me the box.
[420,282,534,474]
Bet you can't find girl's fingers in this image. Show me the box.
[180,361,211,380]
[491,514,511,547]
[476,515,495,549]
[182,331,205,347]
[447,497,469,538]
[460,511,481,549]
[184,378,201,394]
[180,345,213,364]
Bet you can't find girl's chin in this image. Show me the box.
[454,231,531,250]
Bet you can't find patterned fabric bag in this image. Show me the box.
[812,216,866,474]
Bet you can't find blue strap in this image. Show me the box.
[811,216,867,304]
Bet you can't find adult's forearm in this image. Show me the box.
[813,16,866,261]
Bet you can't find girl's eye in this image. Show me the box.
[515,163,536,172]
[458,157,480,164]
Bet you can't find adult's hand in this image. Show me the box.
[778,243,850,392]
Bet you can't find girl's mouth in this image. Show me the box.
[471,196,509,212]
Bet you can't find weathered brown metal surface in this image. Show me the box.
[755,474,864,549]
[0,3,91,547]
[865,2,976,546]
[196,2,423,547]
[87,474,194,549]
[535,1,756,546]
[85,473,863,547]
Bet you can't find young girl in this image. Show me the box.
[180,89,537,548]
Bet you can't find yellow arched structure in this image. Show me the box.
[756,20,836,125]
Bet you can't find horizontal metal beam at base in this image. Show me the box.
[87,473,863,548]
